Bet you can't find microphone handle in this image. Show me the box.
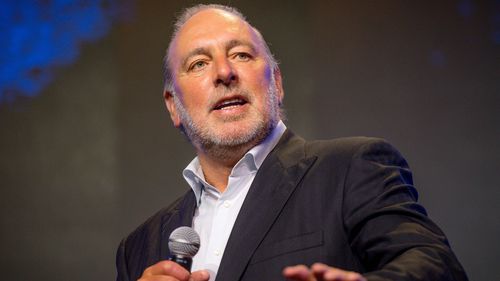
[168,255,192,271]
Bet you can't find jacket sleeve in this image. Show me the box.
[342,139,468,281]
[116,237,131,281]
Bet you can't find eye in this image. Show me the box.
[189,60,207,71]
[234,52,251,61]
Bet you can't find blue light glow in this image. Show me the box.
[0,0,131,104]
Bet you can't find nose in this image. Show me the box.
[213,57,237,87]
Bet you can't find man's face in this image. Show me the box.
[165,9,283,153]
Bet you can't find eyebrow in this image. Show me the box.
[181,47,210,69]
[225,39,257,54]
[181,39,258,69]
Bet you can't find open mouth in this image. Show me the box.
[212,96,248,111]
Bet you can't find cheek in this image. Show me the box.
[257,65,273,91]
[243,66,272,92]
[177,77,212,108]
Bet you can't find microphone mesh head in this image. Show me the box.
[168,226,200,258]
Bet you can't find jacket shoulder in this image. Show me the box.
[305,136,398,159]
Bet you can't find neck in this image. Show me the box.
[196,143,253,193]
[193,120,281,192]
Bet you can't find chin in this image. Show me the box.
[214,120,270,147]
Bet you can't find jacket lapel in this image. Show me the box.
[215,130,317,281]
[159,191,197,259]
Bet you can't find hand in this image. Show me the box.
[138,260,210,281]
[283,263,366,281]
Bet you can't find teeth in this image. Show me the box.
[215,98,245,110]
[221,99,242,105]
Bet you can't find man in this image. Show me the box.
[116,4,467,281]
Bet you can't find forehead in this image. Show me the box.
[170,9,260,62]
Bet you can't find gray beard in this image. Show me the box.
[173,84,280,160]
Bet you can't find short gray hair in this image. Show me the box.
[163,4,279,94]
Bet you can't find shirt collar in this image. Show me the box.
[182,120,287,205]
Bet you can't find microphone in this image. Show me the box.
[167,226,200,271]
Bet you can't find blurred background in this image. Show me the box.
[0,0,498,280]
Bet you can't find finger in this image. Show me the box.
[347,272,366,281]
[282,264,314,281]
[323,270,365,281]
[190,270,210,281]
[342,272,366,281]
[311,263,365,281]
[311,263,329,279]
[138,276,180,281]
[141,261,190,280]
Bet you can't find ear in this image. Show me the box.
[164,90,182,128]
[273,68,285,105]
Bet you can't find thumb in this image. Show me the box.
[190,270,210,281]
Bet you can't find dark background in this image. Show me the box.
[1,1,498,280]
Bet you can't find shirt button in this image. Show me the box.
[214,249,220,256]
[223,201,231,208]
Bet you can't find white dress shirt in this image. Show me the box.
[182,121,286,281]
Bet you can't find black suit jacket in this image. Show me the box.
[116,130,467,281]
